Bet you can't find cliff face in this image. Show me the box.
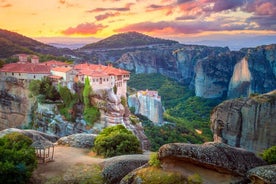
[0,78,33,130]
[128,91,163,124]
[116,44,276,99]
[210,90,276,153]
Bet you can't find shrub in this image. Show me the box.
[261,146,276,164]
[0,132,37,184]
[94,125,141,157]
[148,152,160,167]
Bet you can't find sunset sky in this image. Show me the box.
[1,0,276,45]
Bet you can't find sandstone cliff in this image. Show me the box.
[0,78,33,130]
[210,90,276,153]
[115,44,276,99]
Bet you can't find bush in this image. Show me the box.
[94,125,141,157]
[0,132,37,184]
[261,146,276,164]
[148,152,160,167]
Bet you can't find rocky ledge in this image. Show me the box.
[102,154,149,184]
[158,142,266,176]
[57,133,97,148]
[0,128,58,142]
[247,164,276,184]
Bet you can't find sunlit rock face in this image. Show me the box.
[228,58,252,98]
[128,90,163,124]
[210,90,276,153]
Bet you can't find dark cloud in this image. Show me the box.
[175,15,197,20]
[87,3,133,13]
[95,12,120,21]
[212,0,244,12]
[61,23,107,35]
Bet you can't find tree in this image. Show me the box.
[28,80,41,97]
[58,85,73,107]
[83,77,91,107]
[0,132,37,184]
[94,125,141,157]
[261,146,276,164]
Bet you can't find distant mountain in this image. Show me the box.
[0,29,74,58]
[81,32,178,50]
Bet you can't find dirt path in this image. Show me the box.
[31,145,104,183]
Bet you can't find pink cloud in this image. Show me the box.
[115,20,250,35]
[62,23,107,35]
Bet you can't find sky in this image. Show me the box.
[0,0,276,48]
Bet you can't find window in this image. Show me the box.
[34,75,36,79]
[19,73,21,76]
[12,72,14,76]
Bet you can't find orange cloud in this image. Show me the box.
[0,3,11,8]
[87,3,134,13]
[95,12,120,21]
[62,23,107,35]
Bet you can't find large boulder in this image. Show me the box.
[102,154,149,184]
[0,128,58,142]
[57,133,97,148]
[158,142,266,183]
[247,164,276,184]
[211,90,276,153]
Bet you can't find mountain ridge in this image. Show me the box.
[0,29,74,58]
[81,32,178,50]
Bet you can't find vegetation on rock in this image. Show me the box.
[0,132,37,184]
[261,146,276,164]
[83,77,100,126]
[93,125,141,157]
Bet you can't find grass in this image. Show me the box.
[134,167,188,184]
[44,164,104,184]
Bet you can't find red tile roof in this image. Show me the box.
[40,60,69,67]
[0,63,51,74]
[74,63,129,77]
[51,66,72,73]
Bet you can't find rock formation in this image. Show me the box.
[115,44,276,99]
[128,90,163,124]
[210,90,276,153]
[247,164,276,184]
[0,78,33,130]
[158,142,266,183]
[0,128,58,142]
[57,133,97,148]
[102,154,149,184]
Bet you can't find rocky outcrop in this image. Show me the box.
[128,90,163,124]
[210,90,276,153]
[102,154,149,184]
[247,164,276,184]
[158,142,266,176]
[0,78,33,130]
[0,128,58,142]
[57,133,97,148]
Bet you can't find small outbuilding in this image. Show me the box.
[31,140,55,164]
